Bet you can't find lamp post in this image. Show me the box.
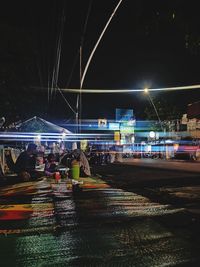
[144,88,168,159]
[144,88,163,132]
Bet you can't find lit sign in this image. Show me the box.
[116,108,134,122]
[120,125,134,134]
[98,119,107,128]
[109,123,120,130]
[114,131,120,141]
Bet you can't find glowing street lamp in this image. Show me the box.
[143,87,167,159]
[143,87,163,131]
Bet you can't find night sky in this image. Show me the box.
[0,0,200,124]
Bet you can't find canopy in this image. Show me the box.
[15,116,71,134]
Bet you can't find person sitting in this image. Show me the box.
[14,143,38,181]
[59,150,73,168]
[44,153,57,177]
[72,149,91,177]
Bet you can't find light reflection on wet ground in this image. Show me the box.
[0,179,199,266]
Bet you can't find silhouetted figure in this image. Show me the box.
[15,143,37,181]
[44,153,57,177]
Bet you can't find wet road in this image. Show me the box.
[0,162,200,266]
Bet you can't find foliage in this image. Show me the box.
[144,94,183,121]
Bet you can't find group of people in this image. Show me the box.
[88,151,111,165]
[13,143,91,181]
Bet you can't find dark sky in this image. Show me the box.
[1,0,200,123]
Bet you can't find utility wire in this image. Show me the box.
[77,0,93,133]
[57,87,76,114]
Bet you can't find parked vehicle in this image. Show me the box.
[174,144,198,160]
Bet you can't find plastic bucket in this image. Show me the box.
[71,164,80,180]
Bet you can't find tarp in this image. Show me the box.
[15,116,71,134]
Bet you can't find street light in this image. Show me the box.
[144,88,168,159]
[144,88,163,131]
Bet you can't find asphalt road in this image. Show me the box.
[93,160,200,265]
[123,158,200,173]
[0,160,200,266]
[94,159,200,215]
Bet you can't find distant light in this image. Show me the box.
[174,143,179,151]
[147,145,151,152]
[127,119,135,126]
[131,136,135,143]
[58,139,62,143]
[36,135,41,140]
[149,131,156,138]
[62,132,66,138]
[165,139,173,144]
[144,88,149,94]
[109,122,120,130]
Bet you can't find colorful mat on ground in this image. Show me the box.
[78,177,110,190]
[0,203,53,220]
[0,179,51,197]
[0,176,108,223]
[0,179,53,221]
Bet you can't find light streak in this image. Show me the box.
[60,84,200,93]
[0,132,112,137]
[80,0,124,88]
[0,131,113,142]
